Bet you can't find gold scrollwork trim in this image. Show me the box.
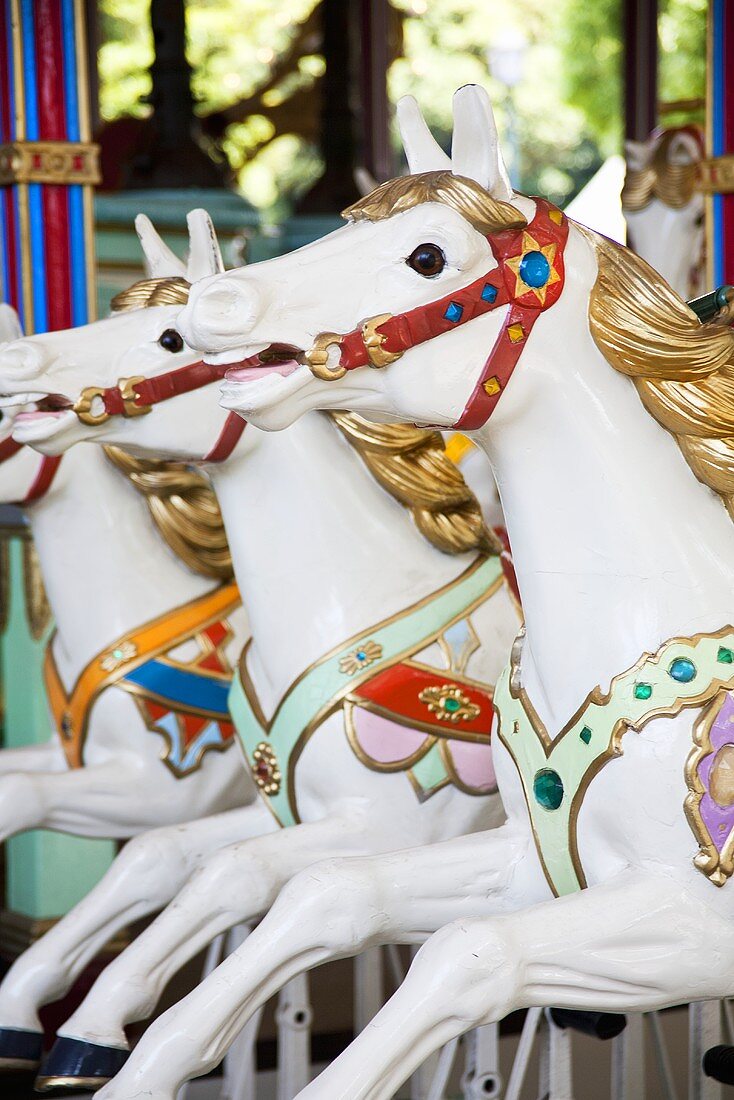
[0,140,101,186]
[22,539,51,641]
[684,691,734,887]
[697,155,734,195]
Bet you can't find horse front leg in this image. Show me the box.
[43,806,379,1090]
[296,870,734,1100]
[94,825,531,1100]
[0,802,274,1073]
[0,740,66,775]
[0,757,233,840]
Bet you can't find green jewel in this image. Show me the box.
[579,726,592,745]
[113,648,124,659]
[718,646,734,665]
[533,768,564,811]
[633,682,653,701]
[443,697,461,713]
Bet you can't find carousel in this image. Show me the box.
[0,1,732,1098]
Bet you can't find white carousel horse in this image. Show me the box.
[0,209,519,1091]
[623,125,706,299]
[0,296,263,1073]
[140,85,734,1100]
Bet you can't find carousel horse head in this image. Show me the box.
[178,86,732,496]
[0,211,239,462]
[622,125,705,297]
[180,85,546,433]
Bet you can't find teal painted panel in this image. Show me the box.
[2,537,115,919]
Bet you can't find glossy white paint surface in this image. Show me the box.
[160,86,734,1100]
[0,211,517,1081]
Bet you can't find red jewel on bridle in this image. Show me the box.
[305,198,569,431]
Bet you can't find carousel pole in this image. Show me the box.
[0,0,99,332]
[0,0,114,954]
[704,0,734,287]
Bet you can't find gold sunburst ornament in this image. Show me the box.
[505,233,560,305]
[99,640,139,672]
[339,640,383,676]
[418,684,481,724]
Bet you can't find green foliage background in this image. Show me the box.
[98,0,706,219]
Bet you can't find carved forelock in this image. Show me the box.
[582,225,734,520]
[622,128,703,212]
[110,275,191,312]
[343,171,526,235]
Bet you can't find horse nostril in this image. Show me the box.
[182,278,258,350]
[0,342,45,380]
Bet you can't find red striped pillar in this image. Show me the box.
[705,0,734,287]
[0,0,99,335]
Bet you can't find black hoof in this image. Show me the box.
[0,1026,43,1071]
[703,1044,734,1085]
[549,1008,627,1041]
[35,1036,129,1093]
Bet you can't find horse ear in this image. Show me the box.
[451,85,512,200]
[396,95,452,173]
[0,304,22,343]
[135,214,187,278]
[666,130,702,166]
[624,139,650,171]
[186,209,224,280]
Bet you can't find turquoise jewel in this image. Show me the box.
[634,682,653,701]
[518,250,550,288]
[481,283,498,303]
[718,646,734,664]
[356,650,367,661]
[668,657,696,683]
[444,302,463,323]
[113,648,125,660]
[579,726,592,745]
[533,768,564,810]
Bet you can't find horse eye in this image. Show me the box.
[158,328,184,353]
[407,243,446,277]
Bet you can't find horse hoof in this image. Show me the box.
[34,1036,129,1093]
[0,1026,43,1071]
[549,1008,627,1040]
[703,1044,734,1085]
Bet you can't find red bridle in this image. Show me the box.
[304,198,569,429]
[0,435,62,505]
[71,356,245,464]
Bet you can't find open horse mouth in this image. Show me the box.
[6,393,74,420]
[223,343,305,384]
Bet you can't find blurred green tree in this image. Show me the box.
[97,0,706,218]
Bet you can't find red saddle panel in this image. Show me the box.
[350,661,493,740]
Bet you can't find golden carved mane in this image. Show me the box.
[583,226,734,518]
[105,275,233,579]
[332,414,497,557]
[621,128,701,212]
[108,276,490,559]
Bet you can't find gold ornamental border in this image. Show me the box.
[0,140,100,187]
[697,155,734,195]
